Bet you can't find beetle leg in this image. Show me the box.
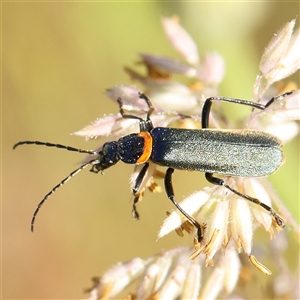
[205,173,285,228]
[165,168,203,242]
[132,195,140,220]
[117,93,155,132]
[131,163,149,219]
[138,93,155,120]
[201,91,294,129]
[117,98,143,122]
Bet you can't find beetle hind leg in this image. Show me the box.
[205,173,285,228]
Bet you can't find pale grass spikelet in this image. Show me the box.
[157,190,211,239]
[181,261,202,299]
[82,17,299,299]
[85,247,242,300]
[202,199,230,264]
[145,81,199,114]
[156,265,187,299]
[162,16,199,65]
[139,53,198,77]
[256,18,300,98]
[222,244,241,294]
[197,51,226,85]
[72,115,136,140]
[259,19,296,78]
[199,245,241,299]
[230,196,253,254]
[97,258,146,299]
[199,266,225,300]
[243,178,273,232]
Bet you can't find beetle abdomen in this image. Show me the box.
[151,128,283,177]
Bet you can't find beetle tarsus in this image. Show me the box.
[132,195,140,220]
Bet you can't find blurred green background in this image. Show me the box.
[3,2,299,299]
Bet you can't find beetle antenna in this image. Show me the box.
[31,159,100,232]
[13,141,99,156]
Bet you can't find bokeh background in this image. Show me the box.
[3,2,299,299]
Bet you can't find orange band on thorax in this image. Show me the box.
[137,131,153,164]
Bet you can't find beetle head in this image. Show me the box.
[90,141,119,173]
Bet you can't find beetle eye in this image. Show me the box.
[103,142,118,161]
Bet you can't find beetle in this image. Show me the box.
[13,91,292,238]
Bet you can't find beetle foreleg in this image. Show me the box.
[131,163,149,219]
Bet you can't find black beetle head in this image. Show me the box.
[90,141,119,173]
